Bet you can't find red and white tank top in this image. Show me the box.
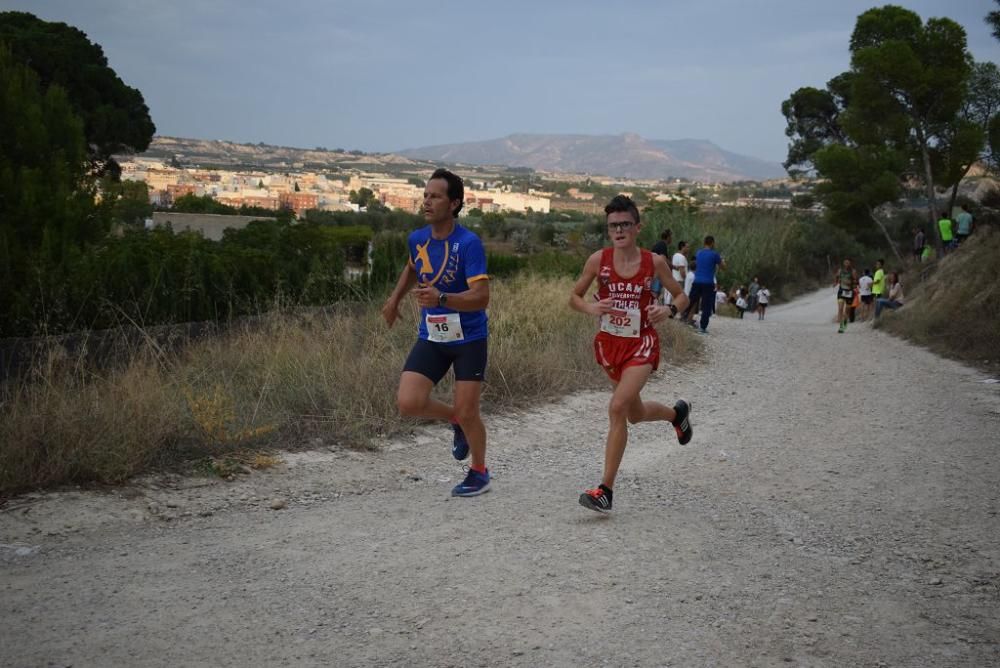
[595,247,656,338]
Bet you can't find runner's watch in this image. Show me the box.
[438,291,448,307]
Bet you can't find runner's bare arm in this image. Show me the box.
[569,251,612,316]
[382,261,418,327]
[413,278,489,311]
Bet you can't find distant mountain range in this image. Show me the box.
[399,133,785,182]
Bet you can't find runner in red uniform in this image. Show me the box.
[593,246,661,382]
[570,195,694,514]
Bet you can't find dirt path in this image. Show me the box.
[3,289,999,667]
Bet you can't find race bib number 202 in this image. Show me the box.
[600,308,641,338]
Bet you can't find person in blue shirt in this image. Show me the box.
[381,169,492,497]
[683,235,726,333]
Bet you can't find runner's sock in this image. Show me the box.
[470,463,487,474]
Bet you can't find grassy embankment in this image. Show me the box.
[876,226,1000,370]
[0,275,701,494]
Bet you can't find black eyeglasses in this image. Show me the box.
[607,221,637,232]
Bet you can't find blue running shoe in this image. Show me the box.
[451,422,469,461]
[451,468,490,497]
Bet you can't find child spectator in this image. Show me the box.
[858,269,874,321]
[756,284,771,320]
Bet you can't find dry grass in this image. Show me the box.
[0,274,701,494]
[0,348,187,491]
[876,226,1000,370]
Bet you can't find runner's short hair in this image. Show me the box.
[704,235,715,245]
[678,241,687,251]
[605,195,640,224]
[430,168,464,216]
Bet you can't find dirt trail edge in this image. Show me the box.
[2,289,999,667]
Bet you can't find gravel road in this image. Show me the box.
[2,288,999,667]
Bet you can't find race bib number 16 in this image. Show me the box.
[426,313,465,342]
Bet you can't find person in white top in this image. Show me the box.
[857,268,874,321]
[756,284,771,320]
[666,241,689,306]
[735,292,748,319]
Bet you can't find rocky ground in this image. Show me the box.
[2,289,998,667]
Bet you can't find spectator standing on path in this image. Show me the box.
[748,276,761,312]
[649,229,672,304]
[912,228,925,261]
[955,205,974,244]
[875,272,905,318]
[834,258,858,334]
[668,241,689,310]
[858,269,874,321]
[570,195,691,514]
[381,168,492,497]
[756,284,771,319]
[872,259,886,304]
[681,259,698,324]
[938,211,956,252]
[684,236,726,334]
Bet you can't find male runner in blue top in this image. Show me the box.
[381,169,492,497]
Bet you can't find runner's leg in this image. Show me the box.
[601,364,653,489]
[623,372,675,424]
[396,371,453,420]
[699,286,714,331]
[453,380,486,471]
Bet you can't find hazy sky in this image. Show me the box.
[6,0,1000,162]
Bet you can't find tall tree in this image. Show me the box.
[934,61,1000,213]
[782,5,976,254]
[781,74,852,177]
[987,0,1000,41]
[847,6,971,248]
[0,43,102,334]
[0,11,155,178]
[782,75,907,259]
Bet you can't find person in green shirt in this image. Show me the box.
[921,244,933,261]
[938,212,955,251]
[872,259,885,299]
